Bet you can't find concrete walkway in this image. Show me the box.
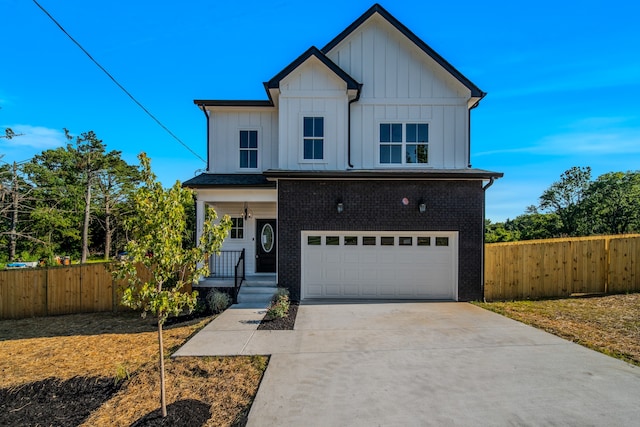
[174,301,640,426]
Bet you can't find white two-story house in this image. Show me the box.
[184,4,502,302]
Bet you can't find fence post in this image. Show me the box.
[112,263,118,313]
[604,236,610,294]
[44,266,49,316]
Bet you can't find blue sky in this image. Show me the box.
[1,0,639,222]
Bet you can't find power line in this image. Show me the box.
[32,0,206,164]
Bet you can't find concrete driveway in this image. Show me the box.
[175,302,640,426]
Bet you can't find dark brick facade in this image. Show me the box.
[276,179,486,301]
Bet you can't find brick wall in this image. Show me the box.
[277,179,485,301]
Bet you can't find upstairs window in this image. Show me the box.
[379,123,429,165]
[239,130,258,168]
[303,117,324,160]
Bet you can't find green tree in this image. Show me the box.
[0,161,39,261]
[580,171,640,235]
[484,219,520,243]
[509,206,563,240]
[67,129,109,263]
[25,144,82,259]
[112,153,231,418]
[539,166,591,236]
[23,130,138,262]
[94,151,141,260]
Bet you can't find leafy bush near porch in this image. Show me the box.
[272,287,290,301]
[266,292,290,320]
[206,290,231,314]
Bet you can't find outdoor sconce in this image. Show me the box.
[243,204,252,219]
[336,202,344,213]
[419,202,427,213]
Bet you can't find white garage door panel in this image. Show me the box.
[301,232,458,300]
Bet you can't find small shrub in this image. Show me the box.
[206,290,231,314]
[266,294,290,320]
[272,287,290,302]
[114,363,130,385]
[192,297,208,316]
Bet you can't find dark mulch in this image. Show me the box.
[257,302,299,330]
[130,399,211,427]
[0,376,121,427]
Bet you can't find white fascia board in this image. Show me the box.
[195,188,277,203]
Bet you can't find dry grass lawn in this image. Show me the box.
[475,293,640,366]
[0,312,267,426]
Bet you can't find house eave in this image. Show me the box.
[194,100,275,110]
[182,173,277,189]
[263,169,503,181]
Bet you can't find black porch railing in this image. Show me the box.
[209,250,242,278]
[209,250,245,304]
[233,249,245,304]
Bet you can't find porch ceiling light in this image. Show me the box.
[419,202,427,213]
[336,201,344,214]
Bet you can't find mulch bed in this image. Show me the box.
[0,376,121,427]
[257,302,299,330]
[130,399,212,427]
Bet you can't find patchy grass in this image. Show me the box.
[475,293,640,366]
[0,312,267,426]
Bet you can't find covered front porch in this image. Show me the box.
[195,198,278,304]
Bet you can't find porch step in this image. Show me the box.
[237,284,277,305]
[195,276,276,288]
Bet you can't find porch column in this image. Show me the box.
[196,200,206,242]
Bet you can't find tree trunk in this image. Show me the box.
[9,162,18,261]
[81,182,91,263]
[158,319,167,417]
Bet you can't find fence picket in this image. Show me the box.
[0,262,190,320]
[485,234,640,301]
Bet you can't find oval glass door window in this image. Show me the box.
[261,223,274,253]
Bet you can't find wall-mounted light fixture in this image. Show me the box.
[243,203,252,219]
[336,201,344,213]
[418,201,427,213]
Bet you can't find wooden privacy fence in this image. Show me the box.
[0,263,191,320]
[485,234,640,301]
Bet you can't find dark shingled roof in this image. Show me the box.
[265,46,361,91]
[182,173,276,188]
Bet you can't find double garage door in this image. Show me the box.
[301,231,458,300]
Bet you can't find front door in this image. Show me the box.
[256,219,276,273]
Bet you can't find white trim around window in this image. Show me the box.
[229,217,245,239]
[238,128,260,170]
[377,122,430,166]
[299,114,326,163]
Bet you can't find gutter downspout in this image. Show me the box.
[347,86,362,169]
[199,104,211,172]
[481,176,496,302]
[468,99,481,169]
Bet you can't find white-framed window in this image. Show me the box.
[303,117,324,160]
[229,217,244,239]
[379,122,429,165]
[239,130,258,169]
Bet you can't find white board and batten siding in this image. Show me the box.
[325,15,472,170]
[208,110,278,174]
[278,57,349,171]
[301,231,458,300]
